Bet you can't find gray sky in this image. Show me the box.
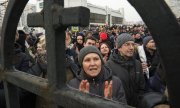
[28,0,142,22]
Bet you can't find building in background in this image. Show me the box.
[1,0,124,32]
[36,0,124,27]
[65,0,124,26]
[35,0,124,31]
[18,3,36,31]
[0,0,37,32]
[1,0,180,28]
[19,2,44,34]
[0,0,8,26]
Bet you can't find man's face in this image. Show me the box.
[84,39,96,47]
[118,41,135,58]
[146,39,156,50]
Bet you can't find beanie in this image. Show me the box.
[116,33,134,48]
[78,46,104,66]
[143,36,153,47]
[100,32,108,41]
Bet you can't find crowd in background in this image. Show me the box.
[0,24,169,108]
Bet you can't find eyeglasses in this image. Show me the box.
[123,42,135,47]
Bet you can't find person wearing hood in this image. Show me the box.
[106,33,146,107]
[68,46,126,103]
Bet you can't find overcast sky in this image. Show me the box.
[87,0,142,22]
[28,0,142,22]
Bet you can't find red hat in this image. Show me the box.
[100,32,108,41]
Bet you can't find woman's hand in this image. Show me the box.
[104,80,112,99]
[103,54,109,62]
[79,80,89,93]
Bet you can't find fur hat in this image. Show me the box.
[78,46,104,66]
[116,33,134,48]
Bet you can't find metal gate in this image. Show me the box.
[0,0,180,108]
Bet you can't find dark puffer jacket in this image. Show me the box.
[106,49,146,107]
[68,65,127,103]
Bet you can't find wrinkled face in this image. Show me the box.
[77,35,83,44]
[100,43,110,55]
[82,53,102,77]
[146,39,156,50]
[84,39,96,47]
[118,41,135,58]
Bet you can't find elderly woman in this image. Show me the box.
[68,46,126,103]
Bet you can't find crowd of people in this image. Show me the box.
[0,25,169,108]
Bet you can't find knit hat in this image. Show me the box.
[100,32,108,41]
[116,33,134,48]
[78,46,104,66]
[143,36,153,47]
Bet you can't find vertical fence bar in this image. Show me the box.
[44,0,66,90]
[4,81,20,108]
[1,0,28,108]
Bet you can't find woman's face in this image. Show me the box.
[82,53,102,77]
[77,35,83,44]
[37,44,46,54]
[100,43,110,55]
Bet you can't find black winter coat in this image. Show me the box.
[106,50,146,107]
[68,65,127,103]
[14,49,30,72]
[144,49,160,77]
